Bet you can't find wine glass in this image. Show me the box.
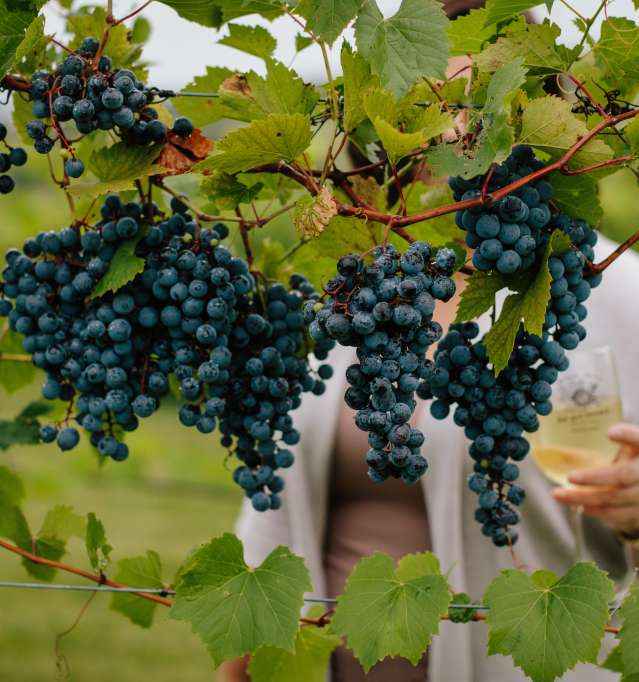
[529,345,623,558]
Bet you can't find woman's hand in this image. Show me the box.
[552,423,639,537]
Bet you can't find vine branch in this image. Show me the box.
[0,538,172,607]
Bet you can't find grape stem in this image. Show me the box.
[589,228,639,274]
[0,538,173,607]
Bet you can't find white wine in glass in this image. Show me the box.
[531,346,623,487]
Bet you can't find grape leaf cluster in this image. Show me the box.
[25,37,193,178]
[450,146,555,275]
[0,123,28,196]
[307,242,457,485]
[0,194,332,510]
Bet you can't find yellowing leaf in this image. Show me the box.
[295,187,338,237]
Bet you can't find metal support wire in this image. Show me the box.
[0,581,488,609]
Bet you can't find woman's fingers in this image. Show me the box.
[582,505,639,530]
[553,484,639,508]
[567,458,639,487]
[609,422,639,449]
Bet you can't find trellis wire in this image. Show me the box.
[0,581,489,609]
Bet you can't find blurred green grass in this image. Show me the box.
[0,388,243,682]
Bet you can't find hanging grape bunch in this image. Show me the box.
[0,122,28,196]
[450,146,555,274]
[0,192,335,511]
[308,242,458,485]
[25,37,194,178]
[424,147,603,546]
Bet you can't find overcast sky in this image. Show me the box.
[39,0,637,90]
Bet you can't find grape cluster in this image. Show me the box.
[308,242,457,484]
[424,215,602,545]
[26,37,193,178]
[0,123,28,195]
[0,194,334,510]
[450,146,555,275]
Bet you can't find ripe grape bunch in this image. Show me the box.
[0,193,334,510]
[308,242,457,485]
[425,213,602,546]
[0,123,28,196]
[450,146,555,275]
[26,37,194,178]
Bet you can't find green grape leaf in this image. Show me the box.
[372,118,425,166]
[0,401,51,450]
[219,23,277,59]
[212,0,284,24]
[483,0,540,27]
[519,96,614,170]
[341,41,380,132]
[355,0,449,98]
[170,533,311,667]
[594,18,639,84]
[296,34,313,52]
[0,327,36,394]
[89,232,147,300]
[484,229,571,374]
[0,0,37,79]
[85,512,112,573]
[455,271,507,323]
[200,171,264,210]
[331,551,450,671]
[619,585,639,676]
[476,22,580,76]
[23,505,85,582]
[448,592,479,624]
[248,616,341,682]
[625,117,639,155]
[131,16,152,44]
[111,551,164,628]
[195,113,312,175]
[301,0,364,43]
[246,59,320,119]
[173,67,233,126]
[448,8,494,56]
[291,215,381,290]
[548,173,603,226]
[427,111,511,179]
[69,142,165,198]
[155,0,223,27]
[427,59,526,179]
[484,562,615,682]
[11,12,44,72]
[603,644,639,681]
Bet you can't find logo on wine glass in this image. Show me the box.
[558,373,600,407]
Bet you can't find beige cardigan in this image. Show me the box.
[236,235,639,681]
